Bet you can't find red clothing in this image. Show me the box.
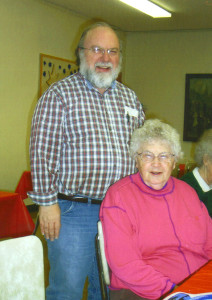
[100,172,212,299]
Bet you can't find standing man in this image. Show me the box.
[29,22,145,300]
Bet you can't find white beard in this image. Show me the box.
[79,53,122,89]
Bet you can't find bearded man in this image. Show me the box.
[29,22,145,300]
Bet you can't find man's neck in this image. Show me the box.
[97,87,106,94]
[198,166,209,185]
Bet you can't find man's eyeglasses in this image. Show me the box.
[137,151,175,163]
[80,46,120,56]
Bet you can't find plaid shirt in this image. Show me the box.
[28,72,145,205]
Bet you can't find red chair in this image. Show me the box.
[15,170,38,212]
[15,171,33,200]
[177,164,186,178]
[0,191,35,239]
[0,171,36,239]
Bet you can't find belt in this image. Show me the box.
[58,193,102,205]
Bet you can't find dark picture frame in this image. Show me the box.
[183,74,212,142]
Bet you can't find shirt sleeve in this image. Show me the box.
[28,88,65,205]
[99,186,174,299]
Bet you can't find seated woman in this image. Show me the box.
[99,119,212,300]
[181,129,212,217]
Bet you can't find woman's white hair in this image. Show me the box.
[194,129,212,166]
[129,119,183,161]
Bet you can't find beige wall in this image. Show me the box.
[124,30,212,162]
[0,0,126,191]
[1,0,212,191]
[0,0,90,191]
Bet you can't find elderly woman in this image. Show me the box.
[181,129,212,217]
[99,119,212,300]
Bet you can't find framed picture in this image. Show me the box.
[183,73,212,142]
[40,53,79,96]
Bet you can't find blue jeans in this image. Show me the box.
[46,199,101,300]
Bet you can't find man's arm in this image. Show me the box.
[29,89,65,239]
[28,89,64,206]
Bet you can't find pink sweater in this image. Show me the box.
[99,173,212,299]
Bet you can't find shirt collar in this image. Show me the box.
[84,78,116,91]
[193,167,211,192]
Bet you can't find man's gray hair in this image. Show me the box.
[75,22,122,65]
[194,129,212,166]
[129,119,183,161]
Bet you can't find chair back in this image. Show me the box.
[0,235,45,300]
[96,220,110,300]
[15,171,33,200]
[0,192,35,239]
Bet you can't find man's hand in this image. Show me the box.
[39,203,61,241]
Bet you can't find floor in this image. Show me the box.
[30,210,88,300]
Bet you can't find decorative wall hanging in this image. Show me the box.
[183,73,212,142]
[40,53,79,96]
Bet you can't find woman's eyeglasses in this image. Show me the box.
[137,151,175,163]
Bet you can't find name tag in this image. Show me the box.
[125,106,138,118]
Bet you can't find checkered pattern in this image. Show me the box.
[28,72,145,205]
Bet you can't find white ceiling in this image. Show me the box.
[42,0,212,32]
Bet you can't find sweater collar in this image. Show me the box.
[129,172,175,197]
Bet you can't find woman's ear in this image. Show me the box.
[203,154,209,166]
[172,161,176,171]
